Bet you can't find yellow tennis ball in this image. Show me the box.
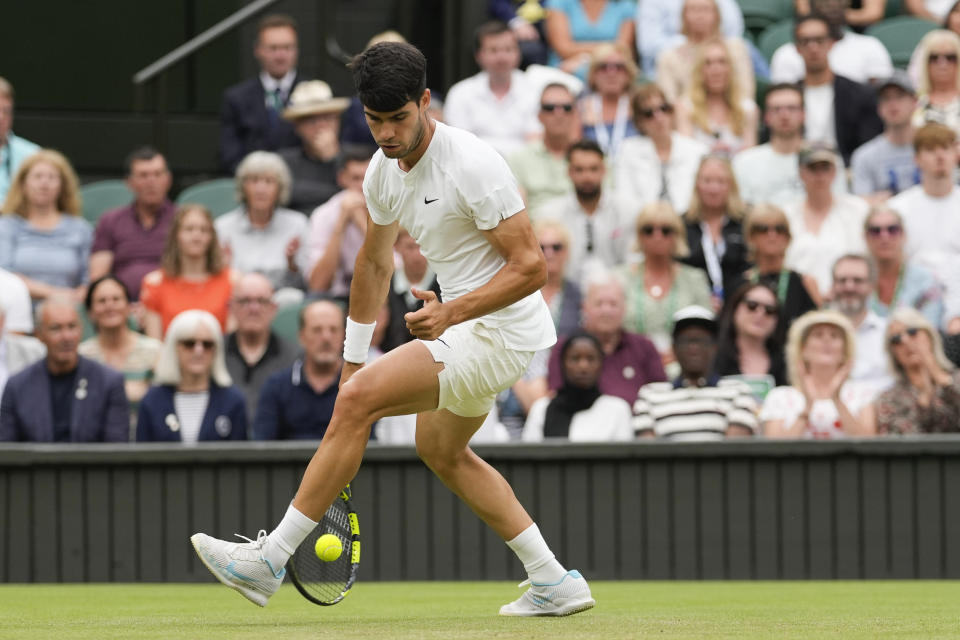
[314,534,343,562]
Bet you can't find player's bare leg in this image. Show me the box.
[191,341,444,606]
[415,410,595,617]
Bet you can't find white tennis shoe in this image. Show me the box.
[498,570,595,617]
[190,531,285,607]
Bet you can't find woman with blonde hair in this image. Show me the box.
[910,29,960,134]
[137,309,246,443]
[676,37,759,154]
[620,201,712,364]
[679,155,751,303]
[140,204,234,338]
[735,204,820,333]
[0,149,91,302]
[534,218,582,335]
[577,42,639,157]
[875,307,960,434]
[761,310,876,438]
[655,0,754,104]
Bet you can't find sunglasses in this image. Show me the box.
[640,104,673,119]
[179,339,216,351]
[889,327,920,346]
[929,53,959,64]
[866,224,902,237]
[743,299,778,316]
[541,102,574,113]
[797,35,831,48]
[640,224,676,236]
[540,242,565,253]
[751,223,789,236]
[596,62,627,72]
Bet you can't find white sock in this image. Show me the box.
[506,523,568,584]
[262,504,317,572]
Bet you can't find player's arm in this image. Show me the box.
[404,210,546,340]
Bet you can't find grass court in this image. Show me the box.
[3,580,960,639]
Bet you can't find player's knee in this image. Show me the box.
[333,378,378,426]
[416,439,467,478]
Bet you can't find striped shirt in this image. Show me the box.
[633,378,758,441]
[173,391,209,445]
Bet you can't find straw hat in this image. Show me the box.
[282,81,350,120]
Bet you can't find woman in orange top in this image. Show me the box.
[140,204,234,338]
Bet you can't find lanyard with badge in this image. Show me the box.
[700,221,726,301]
[591,94,629,157]
[750,268,790,306]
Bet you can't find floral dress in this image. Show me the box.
[876,371,960,435]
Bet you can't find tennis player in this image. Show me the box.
[191,41,594,617]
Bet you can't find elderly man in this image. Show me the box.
[829,254,894,397]
[547,270,665,404]
[507,83,580,212]
[89,147,175,300]
[633,306,757,440]
[536,140,629,285]
[0,298,128,442]
[443,20,541,156]
[305,146,374,298]
[219,14,305,173]
[278,80,351,214]
[253,300,350,440]
[0,303,45,400]
[0,77,40,202]
[224,273,300,424]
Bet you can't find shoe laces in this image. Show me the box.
[517,579,531,588]
[234,530,269,550]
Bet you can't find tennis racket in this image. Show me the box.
[288,485,361,605]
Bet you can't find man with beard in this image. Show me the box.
[829,254,894,397]
[537,139,628,285]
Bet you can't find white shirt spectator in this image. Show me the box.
[215,207,309,292]
[443,70,542,157]
[770,31,893,85]
[521,394,633,442]
[535,191,631,285]
[733,144,849,205]
[760,381,875,439]
[0,267,34,333]
[849,310,895,397]
[783,194,869,295]
[636,0,745,76]
[615,132,708,214]
[889,184,960,320]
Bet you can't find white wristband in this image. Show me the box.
[344,317,376,364]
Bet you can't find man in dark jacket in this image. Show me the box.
[0,298,128,442]
[219,14,305,173]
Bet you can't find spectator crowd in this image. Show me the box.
[3,0,960,444]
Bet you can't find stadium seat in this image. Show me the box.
[175,178,236,217]
[758,20,795,64]
[738,0,794,35]
[866,16,939,68]
[884,0,902,19]
[271,302,303,344]
[80,180,132,223]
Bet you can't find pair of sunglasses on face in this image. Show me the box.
[179,339,216,351]
[889,327,920,346]
[866,224,902,237]
[639,104,673,119]
[639,224,675,236]
[742,299,777,316]
[751,223,788,236]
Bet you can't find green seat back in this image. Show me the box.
[175,178,237,218]
[271,303,303,345]
[758,19,796,64]
[738,0,794,35]
[80,180,133,224]
[866,16,939,68]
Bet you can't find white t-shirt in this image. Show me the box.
[363,121,556,352]
[889,185,960,318]
[732,144,848,206]
[443,70,542,157]
[923,0,956,19]
[851,311,894,397]
[521,394,633,442]
[783,194,869,295]
[803,84,836,148]
[760,382,874,439]
[0,267,33,333]
[614,132,708,214]
[770,31,893,85]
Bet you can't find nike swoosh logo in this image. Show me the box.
[224,561,258,583]
[424,197,439,204]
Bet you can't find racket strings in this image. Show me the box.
[289,500,358,604]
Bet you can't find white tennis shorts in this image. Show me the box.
[420,320,535,417]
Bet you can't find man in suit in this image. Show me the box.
[794,13,882,165]
[0,298,128,442]
[219,14,304,173]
